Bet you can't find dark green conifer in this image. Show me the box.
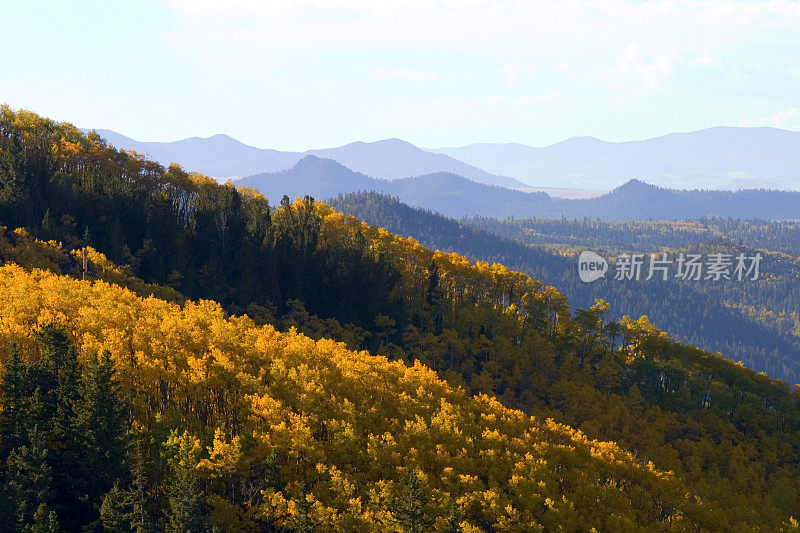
[164,434,205,533]
[76,351,127,506]
[29,503,58,533]
[0,342,27,457]
[389,472,433,533]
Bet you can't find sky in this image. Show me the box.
[2,0,799,150]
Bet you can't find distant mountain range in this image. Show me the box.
[87,129,523,188]
[241,156,800,220]
[90,125,800,215]
[92,125,800,192]
[237,156,548,218]
[432,126,800,190]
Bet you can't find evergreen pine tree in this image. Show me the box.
[426,262,444,335]
[164,433,205,533]
[5,423,52,530]
[0,342,27,458]
[40,209,54,240]
[100,481,134,533]
[130,438,155,533]
[29,503,59,533]
[76,351,128,510]
[99,437,154,533]
[262,449,284,492]
[32,325,83,530]
[389,472,434,533]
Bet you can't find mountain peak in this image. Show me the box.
[616,178,657,190]
[206,133,238,142]
[293,154,348,170]
[295,154,321,164]
[607,179,663,199]
[374,137,415,146]
[554,135,606,147]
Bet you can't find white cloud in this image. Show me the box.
[683,50,720,68]
[428,91,580,107]
[738,108,800,130]
[785,66,800,79]
[482,92,579,104]
[596,43,676,91]
[499,63,537,86]
[372,68,450,81]
[161,0,800,55]
[595,44,724,93]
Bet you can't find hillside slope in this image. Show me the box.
[0,264,706,531]
[331,192,800,384]
[237,155,383,201]
[6,107,800,529]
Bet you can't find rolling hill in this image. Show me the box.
[86,129,523,187]
[241,157,800,220]
[550,179,800,220]
[91,125,800,192]
[237,155,550,218]
[88,129,298,179]
[433,126,800,190]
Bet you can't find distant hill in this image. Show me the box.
[86,129,523,187]
[433,126,800,190]
[552,179,800,220]
[306,138,524,187]
[241,158,800,220]
[238,156,549,218]
[386,172,550,217]
[88,129,298,179]
[237,155,382,201]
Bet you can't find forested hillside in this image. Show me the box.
[0,264,707,531]
[331,192,800,385]
[468,215,800,257]
[4,108,800,530]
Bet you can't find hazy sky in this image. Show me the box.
[3,0,799,150]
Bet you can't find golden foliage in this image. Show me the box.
[0,265,704,531]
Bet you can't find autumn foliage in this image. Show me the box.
[0,264,707,531]
[4,107,800,531]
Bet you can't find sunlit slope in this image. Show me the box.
[0,264,707,531]
[4,106,800,529]
[0,225,183,302]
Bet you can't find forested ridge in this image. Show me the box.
[331,192,800,385]
[0,265,707,531]
[3,108,800,530]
